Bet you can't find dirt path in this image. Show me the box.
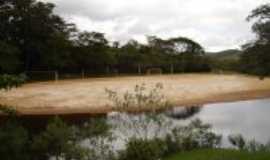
[1,74,270,115]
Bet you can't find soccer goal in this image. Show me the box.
[146,68,163,75]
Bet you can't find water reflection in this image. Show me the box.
[2,99,269,150]
[165,106,202,120]
[164,99,270,146]
[189,99,270,146]
[106,106,205,150]
[107,99,270,148]
[107,112,173,150]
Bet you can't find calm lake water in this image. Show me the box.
[8,98,269,150]
[108,98,270,149]
[164,98,270,147]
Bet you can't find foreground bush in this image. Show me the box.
[0,120,30,160]
[165,119,222,154]
[118,138,167,160]
[165,149,270,160]
[229,134,270,153]
[0,74,26,90]
[31,117,88,160]
[0,115,114,160]
[117,119,222,160]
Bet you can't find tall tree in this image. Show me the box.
[241,3,270,78]
[166,37,205,73]
[0,0,74,71]
[247,3,270,44]
[0,41,21,73]
[147,36,206,73]
[73,31,115,74]
[118,40,147,74]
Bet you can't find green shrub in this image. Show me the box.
[228,134,270,153]
[0,74,26,90]
[0,120,30,160]
[0,105,17,116]
[31,117,88,160]
[118,137,167,160]
[165,119,222,154]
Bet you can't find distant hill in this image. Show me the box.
[206,49,242,71]
[206,49,242,61]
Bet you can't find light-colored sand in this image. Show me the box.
[1,74,270,115]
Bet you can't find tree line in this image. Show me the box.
[0,0,269,78]
[240,3,270,78]
[0,0,210,77]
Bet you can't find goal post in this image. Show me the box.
[146,68,163,75]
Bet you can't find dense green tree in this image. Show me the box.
[117,40,147,73]
[166,37,206,72]
[0,0,74,71]
[0,0,210,77]
[241,3,270,78]
[0,74,26,90]
[247,3,270,43]
[167,37,204,55]
[0,120,30,160]
[146,36,209,73]
[0,74,27,160]
[31,117,88,160]
[73,31,116,74]
[0,41,21,73]
[147,36,174,67]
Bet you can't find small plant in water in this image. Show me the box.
[105,83,171,112]
[106,83,173,141]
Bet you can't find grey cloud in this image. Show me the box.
[43,0,269,51]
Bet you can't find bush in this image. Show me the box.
[118,119,222,160]
[0,74,26,90]
[118,137,167,160]
[0,115,115,160]
[164,119,222,154]
[0,120,30,160]
[228,134,270,152]
[31,117,88,160]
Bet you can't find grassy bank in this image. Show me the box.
[165,149,270,160]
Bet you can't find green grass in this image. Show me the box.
[165,149,270,160]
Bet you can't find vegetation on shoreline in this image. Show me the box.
[166,149,270,160]
[0,0,210,78]
[1,0,270,159]
[240,4,270,78]
[1,82,270,159]
[1,1,269,79]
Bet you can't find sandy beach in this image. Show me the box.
[1,74,270,115]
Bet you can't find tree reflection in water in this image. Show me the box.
[165,106,202,120]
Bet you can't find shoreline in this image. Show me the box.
[2,89,270,116]
[1,74,270,116]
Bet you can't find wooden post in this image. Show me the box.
[81,69,85,79]
[138,64,142,75]
[55,71,59,81]
[170,64,174,74]
[106,66,110,75]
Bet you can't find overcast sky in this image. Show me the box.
[44,0,269,52]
